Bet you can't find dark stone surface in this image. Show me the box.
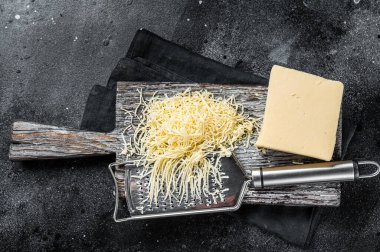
[1,0,380,251]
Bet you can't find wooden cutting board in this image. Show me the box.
[9,82,341,206]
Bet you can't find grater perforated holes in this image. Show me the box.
[128,165,231,216]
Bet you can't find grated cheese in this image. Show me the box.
[122,88,258,203]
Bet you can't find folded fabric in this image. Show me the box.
[80,29,355,247]
[81,58,172,132]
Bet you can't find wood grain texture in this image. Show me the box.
[9,121,121,160]
[9,82,342,206]
[114,82,342,207]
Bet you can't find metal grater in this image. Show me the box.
[109,157,250,222]
[109,159,380,222]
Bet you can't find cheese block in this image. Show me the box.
[256,65,344,161]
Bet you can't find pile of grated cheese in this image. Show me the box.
[121,88,258,203]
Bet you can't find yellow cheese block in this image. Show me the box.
[256,65,344,161]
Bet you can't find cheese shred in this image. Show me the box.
[122,88,258,203]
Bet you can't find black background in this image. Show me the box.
[1,0,380,251]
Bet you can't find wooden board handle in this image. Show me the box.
[9,121,120,160]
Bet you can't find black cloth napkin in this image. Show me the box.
[80,29,353,247]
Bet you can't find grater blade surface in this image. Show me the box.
[123,157,249,220]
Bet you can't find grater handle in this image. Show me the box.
[355,161,380,179]
[251,160,380,188]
